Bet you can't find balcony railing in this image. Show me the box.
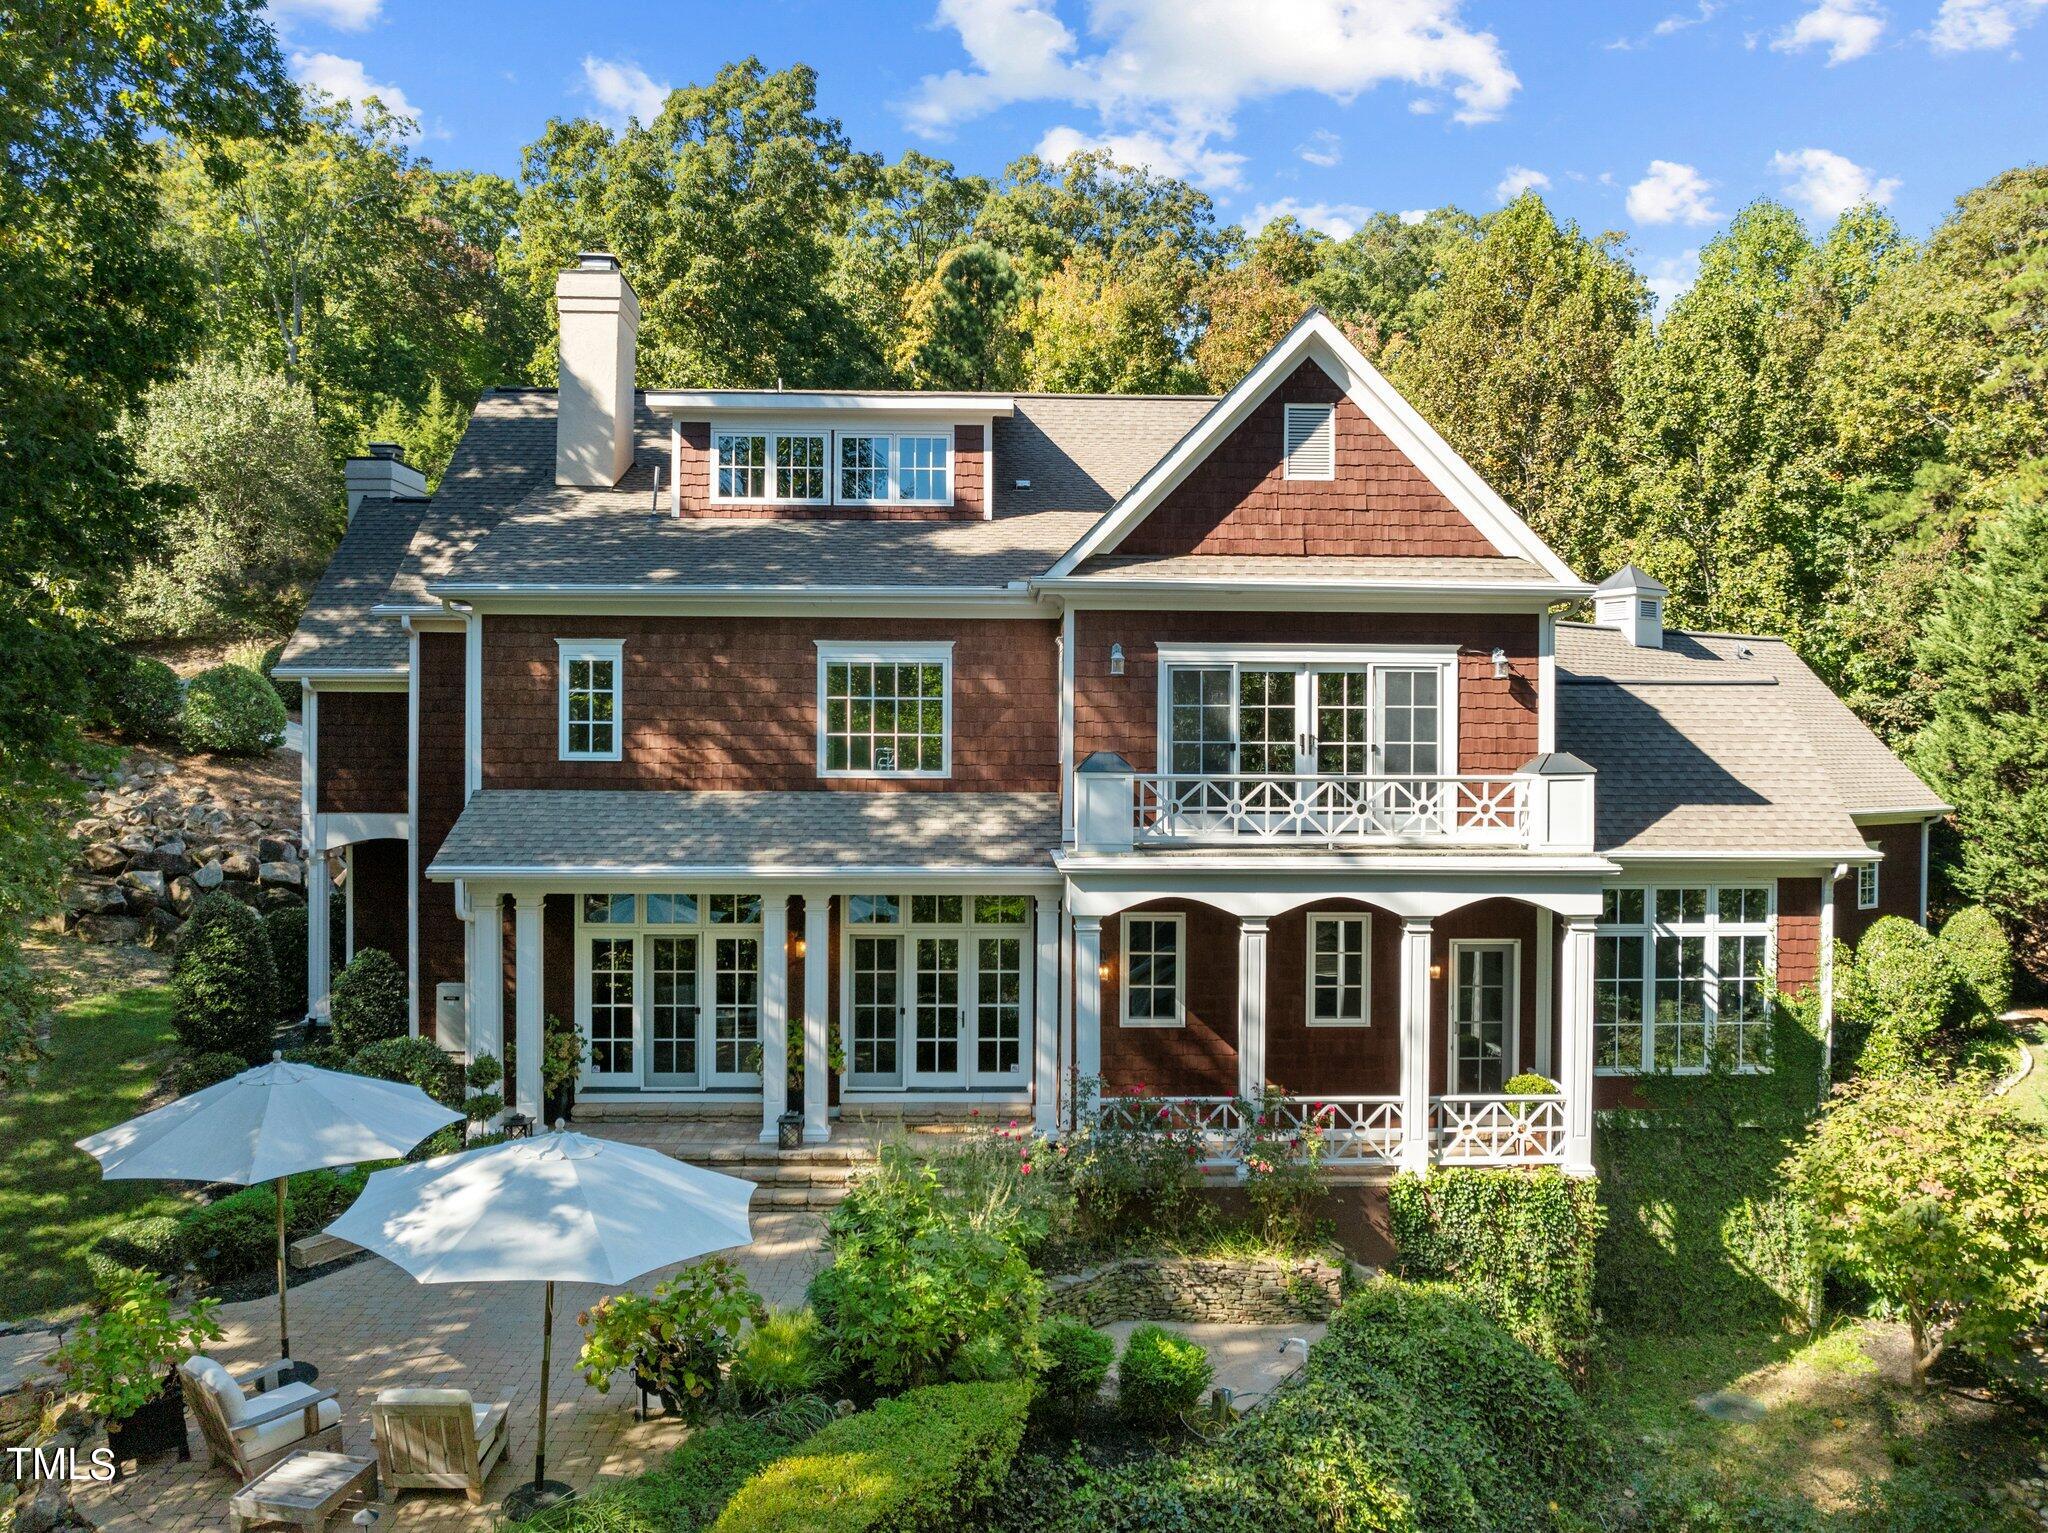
[1087,1092,1568,1167]
[1072,753,1595,855]
[1428,1094,1567,1165]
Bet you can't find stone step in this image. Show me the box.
[756,1185,848,1208]
[691,1144,872,1167]
[733,1164,862,1187]
[289,1232,359,1270]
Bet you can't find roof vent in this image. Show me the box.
[1592,564,1668,650]
[1282,402,1335,481]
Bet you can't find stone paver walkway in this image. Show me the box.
[73,1210,826,1532]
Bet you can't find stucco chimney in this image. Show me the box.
[555,252,640,487]
[344,442,426,518]
[1593,565,1668,650]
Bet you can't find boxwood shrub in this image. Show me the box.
[514,1414,806,1532]
[175,1167,373,1281]
[346,1035,463,1108]
[1034,1318,1114,1420]
[178,662,287,755]
[1839,916,1972,1075]
[711,1381,1030,1533]
[1940,905,2014,1021]
[1387,1165,1603,1370]
[100,654,183,745]
[329,946,408,1055]
[176,1049,250,1095]
[171,891,278,1061]
[1115,1324,1212,1427]
[264,904,309,1023]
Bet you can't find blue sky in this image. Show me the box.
[273,0,2046,307]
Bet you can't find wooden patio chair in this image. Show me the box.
[178,1355,341,1484]
[368,1387,510,1504]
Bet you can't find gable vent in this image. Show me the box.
[1283,402,1336,481]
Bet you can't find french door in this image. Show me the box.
[585,937,637,1085]
[708,935,761,1086]
[844,924,1031,1091]
[848,934,901,1087]
[1165,661,1445,779]
[1450,942,1517,1094]
[911,937,963,1087]
[646,934,699,1087]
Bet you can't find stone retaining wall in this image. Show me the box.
[1043,1254,1343,1325]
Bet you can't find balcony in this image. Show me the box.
[1073,753,1595,855]
[1087,1091,1568,1168]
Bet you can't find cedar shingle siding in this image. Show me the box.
[315,690,406,813]
[415,632,467,1034]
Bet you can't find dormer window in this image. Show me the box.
[839,435,889,500]
[839,431,951,505]
[713,430,828,504]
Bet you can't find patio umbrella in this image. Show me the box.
[76,1054,464,1380]
[325,1126,756,1516]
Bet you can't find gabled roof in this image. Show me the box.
[275,498,425,677]
[1042,311,1583,586]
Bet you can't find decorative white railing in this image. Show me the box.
[1428,1094,1568,1165]
[1129,773,1529,846]
[1087,1094,1405,1165]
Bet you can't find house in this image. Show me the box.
[275,252,1948,1177]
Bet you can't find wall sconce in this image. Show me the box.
[1109,643,1126,677]
[1098,959,1114,983]
[1428,962,1443,980]
[791,935,806,959]
[1490,647,1510,680]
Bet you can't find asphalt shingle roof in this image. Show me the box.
[993,394,1216,515]
[1064,553,1552,584]
[426,790,1063,876]
[275,498,425,675]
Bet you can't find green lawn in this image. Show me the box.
[1994,1020,2048,1128]
[2,984,199,1321]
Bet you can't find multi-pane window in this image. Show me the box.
[842,891,1034,1087]
[896,435,950,500]
[836,432,951,503]
[1857,860,1879,910]
[713,432,766,498]
[1314,672,1370,773]
[1595,884,1775,1074]
[1308,913,1369,1026]
[774,433,826,500]
[818,646,950,776]
[839,435,889,501]
[713,432,826,503]
[1167,667,1234,774]
[1121,914,1183,1026]
[1159,656,1451,781]
[559,641,622,761]
[976,936,1023,1075]
[588,937,635,1075]
[576,893,764,1089]
[1236,670,1297,774]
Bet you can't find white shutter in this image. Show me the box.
[1283,402,1336,480]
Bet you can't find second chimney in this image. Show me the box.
[555,252,640,487]
[344,442,426,519]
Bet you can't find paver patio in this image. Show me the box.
[72,1207,827,1531]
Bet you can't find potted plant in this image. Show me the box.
[54,1270,222,1467]
[576,1257,764,1421]
[542,1013,584,1125]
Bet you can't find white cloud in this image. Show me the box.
[1249,197,1374,240]
[1928,0,2046,48]
[1771,0,1887,63]
[269,0,382,30]
[1398,208,1431,224]
[580,56,670,131]
[910,0,1517,191]
[1626,160,1720,226]
[1035,123,1247,190]
[1298,129,1342,167]
[290,52,419,131]
[1495,165,1550,202]
[1646,249,1700,315]
[1770,147,1901,217]
[1655,1,1722,35]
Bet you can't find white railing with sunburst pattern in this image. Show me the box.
[1129,773,1529,846]
[1428,1094,1568,1165]
[1087,1093,1406,1165]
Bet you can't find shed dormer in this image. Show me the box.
[1593,565,1668,649]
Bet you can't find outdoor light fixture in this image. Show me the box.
[1490,647,1510,680]
[1098,960,1114,983]
[1429,963,1443,980]
[791,935,806,958]
[1109,642,1126,676]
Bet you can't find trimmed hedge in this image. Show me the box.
[264,904,309,1023]
[515,1415,805,1532]
[1941,905,2014,1021]
[171,891,278,1061]
[1116,1324,1212,1426]
[178,663,286,755]
[1840,916,1972,1075]
[347,1035,463,1108]
[329,947,407,1056]
[83,1214,187,1298]
[1035,1318,1114,1419]
[712,1382,1030,1533]
[1387,1165,1603,1369]
[176,1167,372,1281]
[176,1050,248,1095]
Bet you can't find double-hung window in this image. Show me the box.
[1594,884,1775,1074]
[558,639,623,761]
[1857,859,1879,910]
[1120,913,1185,1027]
[712,430,828,505]
[817,642,951,777]
[1307,913,1370,1026]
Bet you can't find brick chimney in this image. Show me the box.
[344,442,426,518]
[555,252,640,487]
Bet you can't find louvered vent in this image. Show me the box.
[1283,402,1335,480]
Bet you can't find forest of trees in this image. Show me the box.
[3,10,2044,1074]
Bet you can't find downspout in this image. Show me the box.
[1818,862,1847,1094]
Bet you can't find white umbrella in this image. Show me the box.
[326,1127,755,1514]
[77,1054,463,1376]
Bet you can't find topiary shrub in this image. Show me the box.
[1115,1324,1212,1427]
[175,1167,372,1281]
[263,904,309,1023]
[1387,1165,1603,1370]
[170,890,279,1061]
[1940,905,2014,1022]
[1035,1318,1114,1421]
[177,663,287,755]
[711,1381,1030,1533]
[347,1035,462,1109]
[730,1309,835,1409]
[175,1050,249,1095]
[329,946,407,1055]
[1842,915,1973,1074]
[100,654,183,745]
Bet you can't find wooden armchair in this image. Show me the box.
[369,1387,509,1504]
[178,1356,340,1484]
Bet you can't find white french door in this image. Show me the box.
[1450,941,1518,1094]
[708,935,762,1086]
[1164,660,1447,780]
[585,936,637,1085]
[848,934,902,1087]
[841,899,1034,1092]
[646,934,700,1087]
[910,936,964,1087]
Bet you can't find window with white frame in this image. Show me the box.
[1121,913,1184,1027]
[817,643,951,776]
[1857,859,1879,910]
[558,639,623,761]
[838,891,1033,1089]
[837,431,952,504]
[711,430,828,504]
[1283,402,1335,480]
[839,434,889,501]
[1594,884,1775,1075]
[1308,913,1370,1026]
[573,891,765,1089]
[896,435,950,501]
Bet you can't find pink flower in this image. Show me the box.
[1008,1118,1018,1130]
[1020,1162,1034,1176]
[969,1107,980,1118]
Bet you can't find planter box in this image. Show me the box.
[105,1374,189,1469]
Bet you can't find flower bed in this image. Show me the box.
[1041,1252,1342,1326]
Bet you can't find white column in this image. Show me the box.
[1819,870,1840,1088]
[759,894,790,1143]
[1397,918,1434,1173]
[1073,918,1103,1112]
[1534,906,1554,1079]
[802,895,831,1143]
[1560,917,1596,1177]
[472,888,504,1083]
[307,842,333,1026]
[1236,919,1268,1103]
[1033,893,1062,1137]
[514,891,545,1122]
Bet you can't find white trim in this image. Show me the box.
[1592,881,1777,1077]
[670,417,682,516]
[556,638,624,762]
[1850,805,1955,822]
[1534,905,1554,1076]
[431,862,1062,886]
[272,667,409,685]
[651,391,1015,415]
[316,812,407,850]
[1035,579,1592,609]
[1058,607,1075,843]
[1305,912,1371,1027]
[432,588,1045,617]
[1917,820,1931,927]
[1282,401,1335,480]
[343,845,356,963]
[1537,611,1557,754]
[302,685,329,1027]
[707,426,830,507]
[1043,312,1581,584]
[464,611,483,798]
[1155,642,1459,666]
[1447,938,1521,1090]
[1118,911,1186,1028]
[1856,857,1880,910]
[814,640,954,779]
